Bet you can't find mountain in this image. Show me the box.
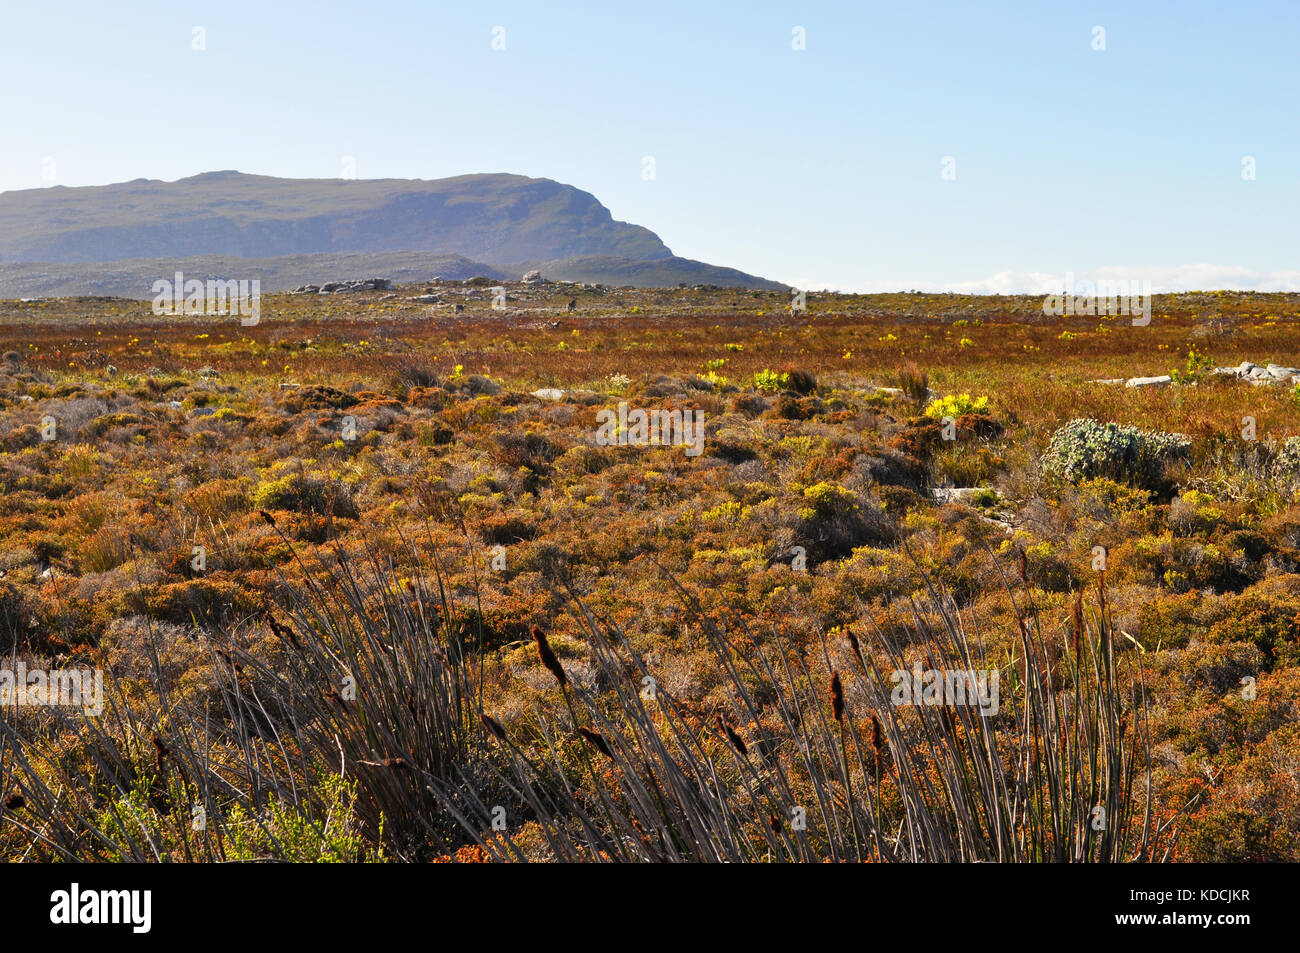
[0,171,784,294]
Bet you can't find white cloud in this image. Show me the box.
[792,265,1300,295]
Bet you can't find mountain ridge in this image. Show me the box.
[0,171,784,293]
[0,169,780,291]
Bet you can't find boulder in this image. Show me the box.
[931,487,985,505]
[1125,375,1172,387]
[299,277,391,294]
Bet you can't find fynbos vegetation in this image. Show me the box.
[1,284,1297,864]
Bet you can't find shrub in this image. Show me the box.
[793,481,896,562]
[785,369,818,394]
[894,362,929,402]
[923,393,988,419]
[1041,418,1190,489]
[225,774,380,862]
[1273,436,1300,486]
[753,369,789,393]
[388,358,440,395]
[253,472,358,518]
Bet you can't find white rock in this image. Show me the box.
[1088,378,1125,385]
[1125,375,1172,387]
[931,487,993,505]
[531,388,565,401]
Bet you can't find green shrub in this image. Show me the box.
[753,369,790,393]
[225,774,383,862]
[923,393,988,419]
[1041,418,1190,489]
[253,472,357,518]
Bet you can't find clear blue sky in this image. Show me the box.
[2,1,1296,291]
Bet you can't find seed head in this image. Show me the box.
[578,726,613,758]
[532,625,567,687]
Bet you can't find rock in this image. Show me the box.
[531,388,565,401]
[1125,375,1172,387]
[413,294,442,303]
[465,375,502,396]
[1195,361,1300,384]
[931,487,984,504]
[197,366,219,378]
[873,386,904,397]
[521,270,546,284]
[1088,378,1125,385]
[192,406,217,417]
[296,277,391,295]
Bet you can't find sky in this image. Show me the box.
[2,0,1297,292]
